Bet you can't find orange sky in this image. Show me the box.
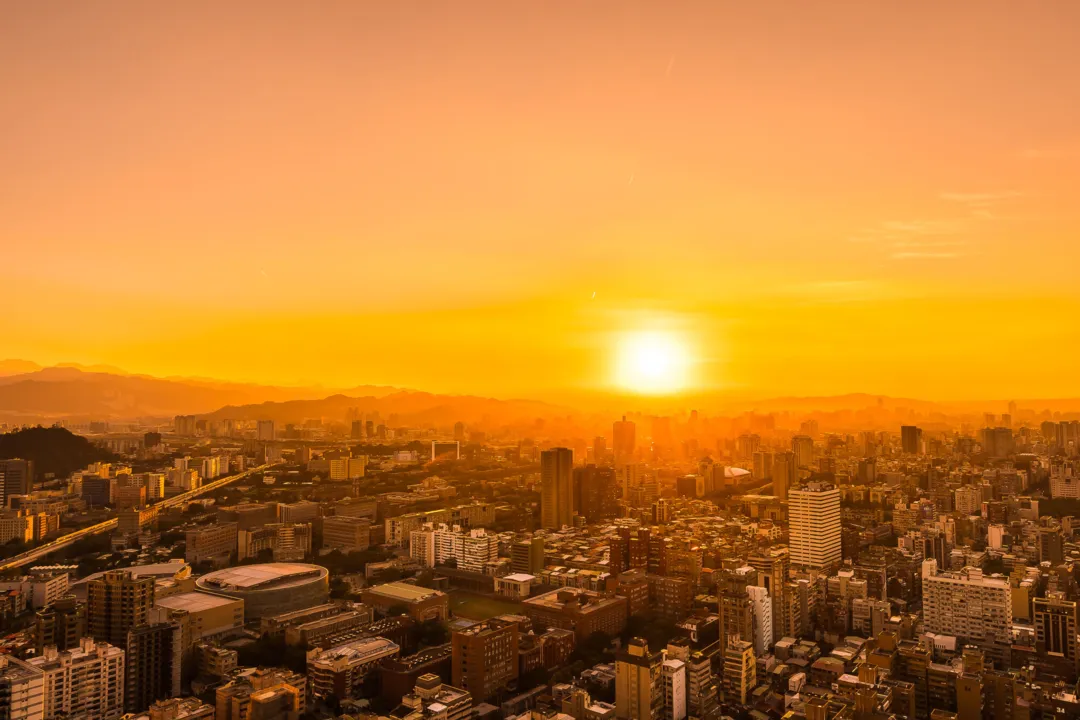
[4,2,1080,399]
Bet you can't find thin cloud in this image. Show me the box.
[940,191,1022,208]
[891,251,961,260]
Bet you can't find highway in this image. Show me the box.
[0,464,272,573]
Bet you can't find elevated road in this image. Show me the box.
[0,464,272,573]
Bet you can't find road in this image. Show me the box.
[0,464,272,573]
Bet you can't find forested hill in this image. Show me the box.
[0,426,114,480]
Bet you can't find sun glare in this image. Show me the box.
[614,330,692,395]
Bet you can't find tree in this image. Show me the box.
[417,618,448,647]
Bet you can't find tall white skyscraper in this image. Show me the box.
[746,586,773,658]
[788,482,841,568]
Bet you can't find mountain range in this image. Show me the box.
[3,359,1080,430]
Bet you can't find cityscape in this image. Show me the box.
[5,4,1080,720]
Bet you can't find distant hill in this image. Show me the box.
[202,391,569,428]
[0,426,115,480]
[0,365,399,421]
[0,359,42,377]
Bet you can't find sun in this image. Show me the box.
[613,330,692,395]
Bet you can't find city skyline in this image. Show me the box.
[5,2,1080,398]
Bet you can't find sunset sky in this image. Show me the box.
[4,2,1080,400]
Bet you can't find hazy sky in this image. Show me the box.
[4,2,1080,398]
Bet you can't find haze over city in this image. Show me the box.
[5,2,1080,400]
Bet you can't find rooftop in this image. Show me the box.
[155,591,243,613]
[365,582,445,602]
[198,563,328,591]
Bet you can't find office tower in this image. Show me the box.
[30,637,125,720]
[125,623,182,712]
[788,482,841,568]
[752,451,773,480]
[351,420,363,439]
[856,457,877,485]
[615,638,663,720]
[35,596,87,653]
[746,586,773,658]
[660,659,686,720]
[1034,592,1078,663]
[722,640,755,705]
[453,421,466,441]
[0,655,44,720]
[256,420,276,442]
[451,618,519,701]
[511,537,545,575]
[921,560,1011,667]
[0,459,34,506]
[613,416,636,466]
[573,465,619,522]
[88,570,155,648]
[900,426,922,455]
[540,448,574,529]
[771,451,795,502]
[791,435,813,469]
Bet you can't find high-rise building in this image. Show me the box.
[921,560,1011,667]
[791,435,814,469]
[256,420,276,442]
[722,640,755,705]
[30,637,125,720]
[746,586,773,658]
[573,465,619,522]
[88,570,155,649]
[788,482,841,568]
[511,537,545,575]
[35,596,87,653]
[752,451,773,480]
[0,654,45,720]
[540,448,574,529]
[771,452,794,502]
[1034,592,1078,665]
[0,459,34,506]
[747,547,789,642]
[615,638,663,720]
[592,436,608,463]
[900,426,922,455]
[451,617,519,701]
[613,417,636,466]
[125,622,182,712]
[660,659,686,720]
[663,640,717,720]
